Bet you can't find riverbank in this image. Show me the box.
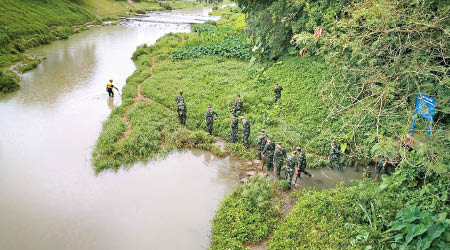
[93,4,449,249]
[0,0,228,94]
[93,6,343,170]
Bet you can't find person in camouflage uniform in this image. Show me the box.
[177,99,187,125]
[234,95,243,114]
[285,151,297,187]
[205,105,218,135]
[296,146,311,178]
[257,129,268,160]
[329,140,341,170]
[274,83,283,103]
[230,113,239,143]
[241,117,250,148]
[175,91,184,104]
[274,142,286,179]
[262,137,275,171]
[376,155,389,174]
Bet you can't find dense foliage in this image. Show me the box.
[211,176,281,249]
[171,24,251,60]
[237,0,450,171]
[0,69,20,93]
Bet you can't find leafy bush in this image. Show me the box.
[211,176,281,249]
[171,24,251,60]
[0,69,20,93]
[386,205,449,249]
[268,181,402,249]
[17,58,41,73]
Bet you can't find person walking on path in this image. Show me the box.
[262,137,275,171]
[177,99,187,125]
[329,140,341,170]
[234,95,243,114]
[257,129,268,160]
[241,117,250,148]
[106,79,119,97]
[205,105,218,135]
[274,83,283,103]
[296,146,312,178]
[274,142,286,179]
[285,151,297,188]
[230,113,239,143]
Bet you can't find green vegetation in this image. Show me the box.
[16,57,42,73]
[0,0,226,94]
[0,69,20,93]
[211,176,281,249]
[0,0,95,93]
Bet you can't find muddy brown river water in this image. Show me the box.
[0,6,365,250]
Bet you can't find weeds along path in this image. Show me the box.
[245,192,297,250]
[116,57,155,144]
[115,57,229,153]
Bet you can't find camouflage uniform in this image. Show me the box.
[205,109,218,135]
[177,102,187,125]
[262,141,275,171]
[234,99,243,114]
[285,155,297,184]
[377,156,389,174]
[230,116,239,143]
[297,151,311,177]
[175,95,184,104]
[242,120,250,148]
[257,134,268,160]
[274,145,286,179]
[274,85,283,102]
[329,143,341,170]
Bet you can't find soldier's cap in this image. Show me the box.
[208,105,212,108]
[276,142,282,145]
[240,116,245,120]
[260,129,265,133]
[296,146,301,151]
[180,91,183,94]
[292,151,297,155]
[109,79,113,82]
[237,94,240,97]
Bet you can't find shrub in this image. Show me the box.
[0,69,20,93]
[211,176,281,249]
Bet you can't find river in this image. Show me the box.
[0,6,364,250]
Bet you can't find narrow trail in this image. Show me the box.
[115,57,230,154]
[246,191,297,250]
[116,57,155,144]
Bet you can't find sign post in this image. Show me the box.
[410,94,436,142]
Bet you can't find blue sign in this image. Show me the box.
[414,94,436,121]
[410,94,437,142]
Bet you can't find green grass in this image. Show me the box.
[0,0,221,93]
[93,7,340,170]
[210,176,282,250]
[0,0,96,93]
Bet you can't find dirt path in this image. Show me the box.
[245,191,297,250]
[115,57,231,156]
[116,57,155,144]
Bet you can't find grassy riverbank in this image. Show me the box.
[0,0,95,93]
[93,6,346,169]
[0,0,227,94]
[91,3,449,249]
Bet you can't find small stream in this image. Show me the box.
[0,6,364,250]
